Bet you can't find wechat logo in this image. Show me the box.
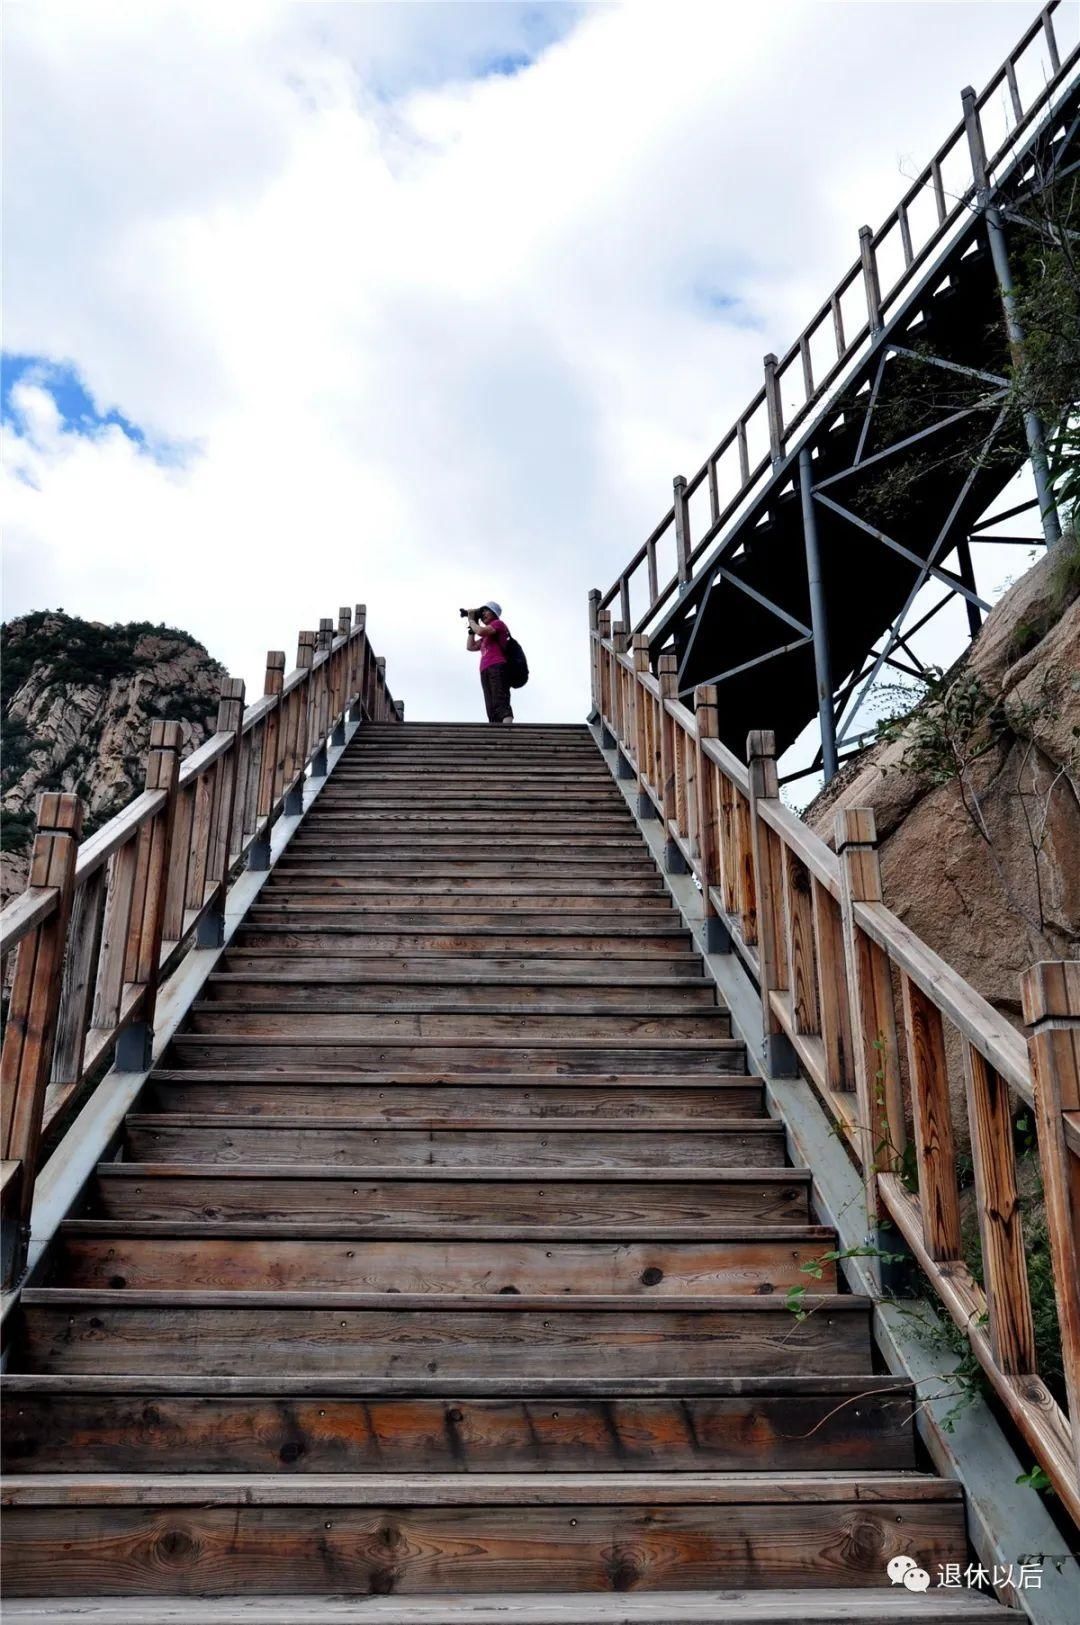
[887,1554,931,1593]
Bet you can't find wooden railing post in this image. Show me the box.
[859,226,883,334]
[835,806,904,1245]
[611,622,634,780]
[763,356,784,465]
[115,721,181,1071]
[285,631,316,814]
[1022,961,1080,1486]
[311,618,335,777]
[350,605,367,721]
[198,678,245,948]
[657,652,685,874]
[251,651,286,870]
[673,477,691,587]
[631,633,655,820]
[694,686,729,953]
[1,792,82,1287]
[333,608,352,744]
[587,589,602,719]
[747,731,794,1074]
[376,656,387,722]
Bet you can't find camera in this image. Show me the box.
[459,607,483,619]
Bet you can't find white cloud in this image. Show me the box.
[1,0,1063,719]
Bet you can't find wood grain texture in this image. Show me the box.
[0,1495,966,1597]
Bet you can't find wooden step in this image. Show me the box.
[185,1009,732,1042]
[143,1075,764,1120]
[271,862,663,882]
[120,1120,781,1166]
[0,1472,964,1597]
[47,1223,829,1293]
[218,953,706,980]
[249,891,672,911]
[0,1589,1015,1622]
[232,927,694,955]
[258,884,669,910]
[244,909,682,931]
[198,978,720,1011]
[165,1038,749,1074]
[14,1293,872,1376]
[2,1375,916,1475]
[83,1166,809,1223]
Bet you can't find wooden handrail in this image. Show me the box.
[599,2,1078,629]
[590,624,1080,1525]
[0,600,401,1291]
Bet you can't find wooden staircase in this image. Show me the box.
[2,723,1010,1620]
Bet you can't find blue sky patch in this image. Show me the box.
[2,352,147,445]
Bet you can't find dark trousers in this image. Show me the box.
[481,663,514,723]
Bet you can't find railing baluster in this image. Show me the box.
[835,806,904,1235]
[747,732,790,1070]
[810,877,852,1091]
[0,793,82,1287]
[965,1040,1037,1375]
[657,652,682,872]
[900,973,962,1261]
[1022,961,1080,1485]
[781,848,819,1035]
[117,721,181,1069]
[693,687,727,952]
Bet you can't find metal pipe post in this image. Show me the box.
[962,86,1061,548]
[799,447,839,783]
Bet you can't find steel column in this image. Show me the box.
[799,447,839,782]
[962,86,1062,548]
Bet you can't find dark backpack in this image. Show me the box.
[504,635,529,689]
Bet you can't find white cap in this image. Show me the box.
[483,601,502,617]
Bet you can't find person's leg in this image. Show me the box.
[481,667,498,723]
[491,665,514,724]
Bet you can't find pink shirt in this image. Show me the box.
[478,618,510,671]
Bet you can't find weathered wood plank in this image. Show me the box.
[17,1297,871,1377]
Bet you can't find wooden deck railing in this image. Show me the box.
[592,619,1080,1527]
[599,1,1079,634]
[0,603,400,1290]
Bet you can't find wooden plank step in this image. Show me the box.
[48,1229,823,1294]
[83,1166,808,1223]
[0,1588,1015,1622]
[231,930,694,955]
[184,1010,732,1040]
[248,892,672,911]
[304,817,638,831]
[164,1039,749,1075]
[257,881,668,899]
[0,1382,916,1475]
[0,1473,965,1597]
[264,864,662,877]
[196,982,721,1011]
[286,837,644,851]
[120,1121,782,1167]
[13,1296,872,1377]
[143,1078,764,1121]
[199,975,714,1001]
[216,956,707,981]
[242,911,682,931]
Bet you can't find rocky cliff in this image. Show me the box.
[809,541,1080,1034]
[1,612,226,905]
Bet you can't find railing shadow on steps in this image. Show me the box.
[591,615,1080,1532]
[0,602,402,1294]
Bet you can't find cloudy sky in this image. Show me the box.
[1,0,1064,724]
